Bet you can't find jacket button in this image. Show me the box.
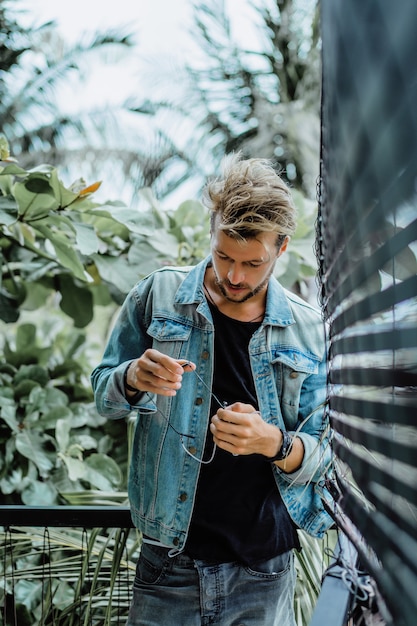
[290,371,298,379]
[179,493,188,502]
[201,351,209,359]
[188,446,197,455]
[173,537,179,546]
[195,397,203,405]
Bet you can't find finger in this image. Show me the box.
[177,359,196,372]
[211,426,243,455]
[227,402,257,414]
[216,407,246,425]
[144,350,184,381]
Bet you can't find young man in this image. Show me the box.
[91,154,332,625]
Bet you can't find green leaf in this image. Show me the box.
[127,240,162,276]
[15,323,37,351]
[41,228,88,281]
[97,204,155,236]
[15,430,54,476]
[29,386,69,412]
[147,229,180,257]
[14,364,49,387]
[0,163,28,176]
[49,168,79,208]
[58,274,94,327]
[41,406,73,430]
[74,434,97,450]
[61,455,86,481]
[21,479,58,505]
[14,379,40,400]
[0,467,24,495]
[72,221,99,254]
[91,254,140,292]
[0,195,18,224]
[290,237,318,268]
[13,177,57,219]
[21,282,53,311]
[0,393,18,432]
[84,453,123,490]
[0,292,20,322]
[175,200,207,227]
[55,418,71,452]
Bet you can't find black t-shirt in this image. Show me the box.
[185,301,300,566]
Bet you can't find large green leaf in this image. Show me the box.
[58,274,94,327]
[148,229,180,257]
[0,292,21,322]
[13,176,57,219]
[92,254,141,292]
[0,467,25,495]
[49,168,79,208]
[0,392,18,432]
[0,163,28,177]
[55,418,71,452]
[60,455,86,481]
[15,323,37,351]
[15,430,55,476]
[84,453,123,490]
[0,195,18,225]
[21,479,58,505]
[174,199,208,227]
[72,221,100,254]
[41,227,88,281]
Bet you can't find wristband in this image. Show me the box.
[265,429,293,462]
[123,366,140,393]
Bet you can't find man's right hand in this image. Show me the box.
[125,349,195,397]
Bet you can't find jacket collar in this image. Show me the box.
[174,256,295,328]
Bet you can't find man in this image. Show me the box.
[91,153,332,625]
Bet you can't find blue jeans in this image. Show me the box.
[126,543,297,625]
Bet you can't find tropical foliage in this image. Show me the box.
[1,525,140,625]
[0,0,329,623]
[0,141,209,504]
[134,0,321,200]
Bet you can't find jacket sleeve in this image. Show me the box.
[90,286,156,419]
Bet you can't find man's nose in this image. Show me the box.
[228,264,245,284]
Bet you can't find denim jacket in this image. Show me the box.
[91,257,333,549]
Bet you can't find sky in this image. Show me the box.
[24,0,195,54]
[17,0,269,205]
[21,0,198,106]
[18,0,203,204]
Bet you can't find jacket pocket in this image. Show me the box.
[147,318,192,343]
[271,348,321,427]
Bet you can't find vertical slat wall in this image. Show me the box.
[319,1,417,625]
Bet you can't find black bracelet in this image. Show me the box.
[123,366,140,394]
[265,429,293,462]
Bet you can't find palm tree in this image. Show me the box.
[133,0,321,200]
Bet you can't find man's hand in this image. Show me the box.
[210,402,304,472]
[126,349,195,397]
[210,402,280,457]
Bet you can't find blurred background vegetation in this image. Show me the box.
[0,1,331,623]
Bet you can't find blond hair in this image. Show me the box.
[203,153,297,247]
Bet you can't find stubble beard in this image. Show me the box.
[213,267,274,304]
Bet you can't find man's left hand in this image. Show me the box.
[210,402,280,457]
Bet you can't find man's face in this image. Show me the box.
[210,226,288,304]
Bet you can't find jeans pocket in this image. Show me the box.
[134,543,170,586]
[245,550,293,579]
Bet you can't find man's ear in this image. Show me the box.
[277,236,290,257]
